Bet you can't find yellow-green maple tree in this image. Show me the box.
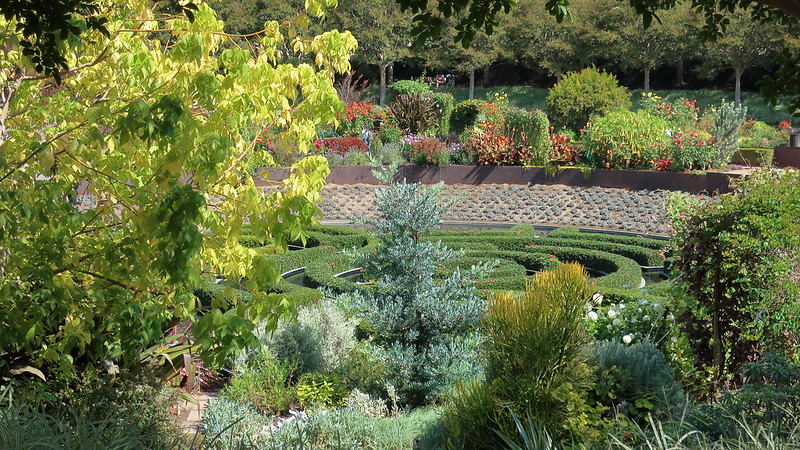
[0,0,356,377]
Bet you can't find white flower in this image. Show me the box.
[643,315,651,322]
[622,334,633,344]
[588,311,599,321]
[592,293,604,305]
[653,303,664,313]
[607,309,618,319]
[667,312,675,322]
[612,318,622,327]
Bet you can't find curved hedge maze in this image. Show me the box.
[204,224,673,308]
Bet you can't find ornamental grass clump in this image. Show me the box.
[441,262,604,447]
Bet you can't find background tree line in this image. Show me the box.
[209,0,798,106]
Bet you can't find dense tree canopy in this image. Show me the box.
[0,0,356,377]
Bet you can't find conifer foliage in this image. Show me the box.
[353,179,488,407]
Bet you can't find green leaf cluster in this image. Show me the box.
[669,169,800,388]
[0,0,354,379]
[547,66,632,133]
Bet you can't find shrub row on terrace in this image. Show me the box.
[428,234,665,266]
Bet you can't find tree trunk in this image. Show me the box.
[676,56,684,87]
[482,66,489,86]
[469,69,475,100]
[379,64,387,106]
[644,68,651,94]
[734,67,744,107]
[388,64,394,84]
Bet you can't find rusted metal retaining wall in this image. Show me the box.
[258,165,739,194]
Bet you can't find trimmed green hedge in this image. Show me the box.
[431,235,663,266]
[546,228,667,251]
[258,225,665,301]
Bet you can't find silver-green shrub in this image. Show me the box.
[712,100,747,166]
[592,339,685,423]
[346,389,389,419]
[263,296,359,374]
[203,398,274,449]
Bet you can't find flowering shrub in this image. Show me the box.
[585,293,676,351]
[584,109,670,170]
[739,119,787,148]
[668,132,717,171]
[640,93,700,134]
[409,136,450,166]
[254,127,281,153]
[316,136,368,155]
[336,102,376,136]
[335,102,400,143]
[463,130,538,166]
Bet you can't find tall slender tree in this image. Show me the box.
[697,10,782,106]
[327,0,413,105]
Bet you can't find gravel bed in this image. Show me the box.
[317,183,682,235]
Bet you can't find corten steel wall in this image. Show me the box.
[257,165,738,194]
[774,146,800,168]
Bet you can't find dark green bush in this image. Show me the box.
[547,66,632,133]
[669,170,800,384]
[428,235,644,289]
[303,258,357,293]
[450,99,488,135]
[192,273,252,308]
[584,109,670,170]
[732,147,774,166]
[503,107,551,166]
[546,228,668,251]
[264,280,323,307]
[432,92,455,135]
[591,339,685,423]
[388,79,431,101]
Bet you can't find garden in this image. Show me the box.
[248,67,795,176]
[178,168,800,449]
[2,0,800,449]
